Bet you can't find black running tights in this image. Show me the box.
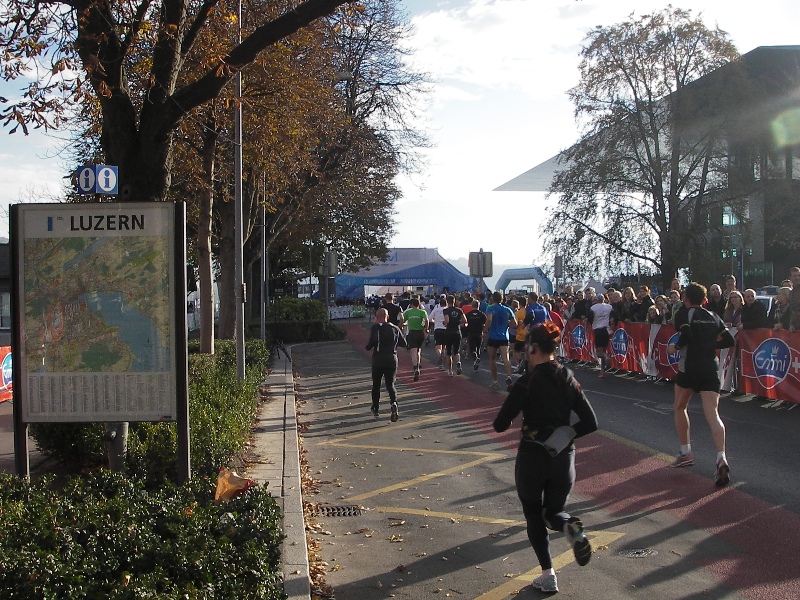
[514,447,576,570]
[371,358,398,404]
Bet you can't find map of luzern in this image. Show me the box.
[24,236,171,375]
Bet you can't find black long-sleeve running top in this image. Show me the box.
[493,361,598,450]
[366,322,407,357]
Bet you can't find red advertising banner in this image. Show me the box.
[561,320,596,362]
[0,346,12,403]
[650,324,680,379]
[607,322,649,374]
[737,329,800,402]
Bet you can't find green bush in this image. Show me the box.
[0,471,286,599]
[258,298,346,343]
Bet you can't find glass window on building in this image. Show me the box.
[722,206,740,226]
[0,293,10,329]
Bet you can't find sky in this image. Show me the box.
[1,0,798,271]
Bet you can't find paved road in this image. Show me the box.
[293,321,800,600]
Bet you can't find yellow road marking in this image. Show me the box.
[597,429,675,463]
[473,529,625,600]
[320,414,446,439]
[373,506,524,526]
[329,442,505,458]
[346,455,501,502]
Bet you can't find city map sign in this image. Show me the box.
[11,202,187,423]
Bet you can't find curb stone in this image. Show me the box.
[246,347,310,600]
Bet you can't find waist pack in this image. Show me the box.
[524,425,577,457]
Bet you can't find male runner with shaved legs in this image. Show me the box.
[669,282,735,486]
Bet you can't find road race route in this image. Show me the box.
[307,397,624,591]
[334,323,800,600]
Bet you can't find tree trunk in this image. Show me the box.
[216,198,236,339]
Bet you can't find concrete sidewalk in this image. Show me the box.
[244,346,311,600]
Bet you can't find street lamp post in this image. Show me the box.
[260,205,266,341]
[234,0,245,380]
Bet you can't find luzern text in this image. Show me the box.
[70,214,145,231]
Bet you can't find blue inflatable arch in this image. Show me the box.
[334,248,488,299]
[494,267,553,295]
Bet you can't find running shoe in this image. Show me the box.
[456,362,463,375]
[490,381,499,390]
[390,403,399,422]
[566,517,592,566]
[598,370,606,379]
[370,403,379,416]
[473,358,480,371]
[438,363,445,371]
[515,362,526,375]
[715,460,730,487]
[531,573,558,593]
[506,376,513,391]
[413,368,419,382]
[448,370,454,376]
[671,452,693,468]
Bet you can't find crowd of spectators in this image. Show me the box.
[355,265,800,335]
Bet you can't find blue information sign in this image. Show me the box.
[77,165,119,195]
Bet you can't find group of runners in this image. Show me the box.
[361,276,778,593]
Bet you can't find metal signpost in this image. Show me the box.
[469,248,493,292]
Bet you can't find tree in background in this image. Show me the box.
[168,3,344,344]
[2,0,429,343]
[249,0,430,314]
[0,0,356,201]
[543,7,751,288]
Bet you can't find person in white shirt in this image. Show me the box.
[429,296,448,370]
[588,294,613,378]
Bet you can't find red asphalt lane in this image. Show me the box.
[341,323,800,599]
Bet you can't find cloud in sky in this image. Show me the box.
[392,0,799,267]
[0,0,797,270]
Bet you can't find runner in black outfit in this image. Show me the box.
[669,282,735,486]
[493,321,598,594]
[443,295,467,376]
[365,308,407,422]
[382,292,404,328]
[465,300,487,371]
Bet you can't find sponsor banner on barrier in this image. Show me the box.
[738,329,800,401]
[562,320,595,362]
[0,347,12,403]
[650,324,679,379]
[547,319,799,402]
[609,322,649,374]
[563,319,741,386]
[719,328,738,393]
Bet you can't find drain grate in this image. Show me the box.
[618,548,658,558]
[314,504,363,517]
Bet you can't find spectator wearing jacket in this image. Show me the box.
[738,289,768,331]
[723,291,744,328]
[769,287,792,330]
[705,284,726,319]
[633,286,655,322]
